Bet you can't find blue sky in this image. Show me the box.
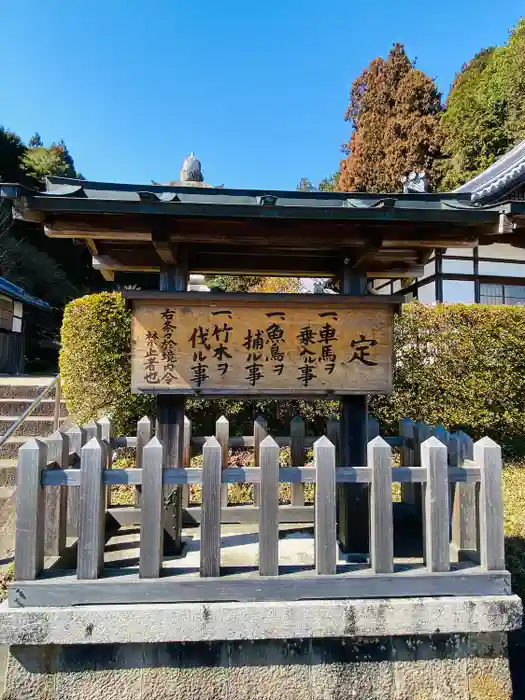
[1,2,523,191]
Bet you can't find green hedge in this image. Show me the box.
[60,293,525,447]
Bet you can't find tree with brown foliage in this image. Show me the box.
[339,44,443,193]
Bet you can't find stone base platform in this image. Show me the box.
[0,596,521,699]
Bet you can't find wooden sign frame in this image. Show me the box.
[125,292,401,398]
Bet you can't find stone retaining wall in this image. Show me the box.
[3,632,515,700]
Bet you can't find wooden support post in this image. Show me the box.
[15,439,48,580]
[259,435,279,576]
[475,437,505,571]
[290,416,305,506]
[139,437,164,578]
[44,430,69,556]
[135,416,152,506]
[253,415,268,506]
[339,266,368,556]
[216,415,230,507]
[65,424,86,537]
[368,436,394,574]
[315,436,337,575]
[97,417,112,508]
[422,436,450,572]
[200,437,222,577]
[156,252,187,554]
[182,415,192,508]
[78,437,105,580]
[451,431,478,562]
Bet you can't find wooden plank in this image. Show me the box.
[338,265,369,558]
[451,431,478,561]
[253,416,267,506]
[216,415,229,507]
[315,436,337,575]
[182,415,191,508]
[77,438,105,580]
[422,436,450,572]
[156,395,184,554]
[200,437,222,577]
[130,295,395,395]
[475,437,505,571]
[290,416,305,506]
[85,420,101,441]
[135,415,152,506]
[14,439,48,580]
[97,417,112,508]
[44,431,69,557]
[135,416,152,470]
[368,436,393,573]
[9,569,511,608]
[259,436,280,576]
[188,504,315,526]
[97,417,112,443]
[65,424,86,537]
[139,437,164,578]
[41,464,481,488]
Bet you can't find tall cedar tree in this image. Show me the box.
[440,19,525,190]
[339,44,443,192]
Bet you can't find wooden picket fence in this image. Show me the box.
[9,414,510,608]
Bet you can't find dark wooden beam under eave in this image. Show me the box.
[152,227,179,266]
[85,239,114,282]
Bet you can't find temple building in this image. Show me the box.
[371,140,525,304]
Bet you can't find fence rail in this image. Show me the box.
[9,414,510,608]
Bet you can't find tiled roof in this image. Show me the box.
[456,139,525,202]
[0,277,50,310]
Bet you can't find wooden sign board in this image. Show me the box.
[128,293,397,396]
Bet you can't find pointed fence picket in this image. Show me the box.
[10,414,510,608]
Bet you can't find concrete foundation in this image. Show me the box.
[0,596,521,699]
[1,632,516,700]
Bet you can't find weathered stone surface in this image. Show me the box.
[3,646,56,700]
[0,630,514,699]
[0,596,521,645]
[466,657,513,700]
[141,642,229,700]
[228,639,312,700]
[54,644,143,700]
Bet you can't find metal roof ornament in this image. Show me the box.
[180,152,204,183]
[401,171,429,194]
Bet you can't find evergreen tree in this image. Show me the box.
[339,43,443,192]
[440,19,525,190]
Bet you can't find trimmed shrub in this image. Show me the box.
[60,294,525,447]
[371,302,525,447]
[60,292,154,435]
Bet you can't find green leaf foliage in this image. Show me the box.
[440,19,525,190]
[371,302,525,449]
[61,294,525,452]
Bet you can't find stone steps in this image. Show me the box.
[0,376,61,400]
[0,398,67,418]
[0,415,68,437]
